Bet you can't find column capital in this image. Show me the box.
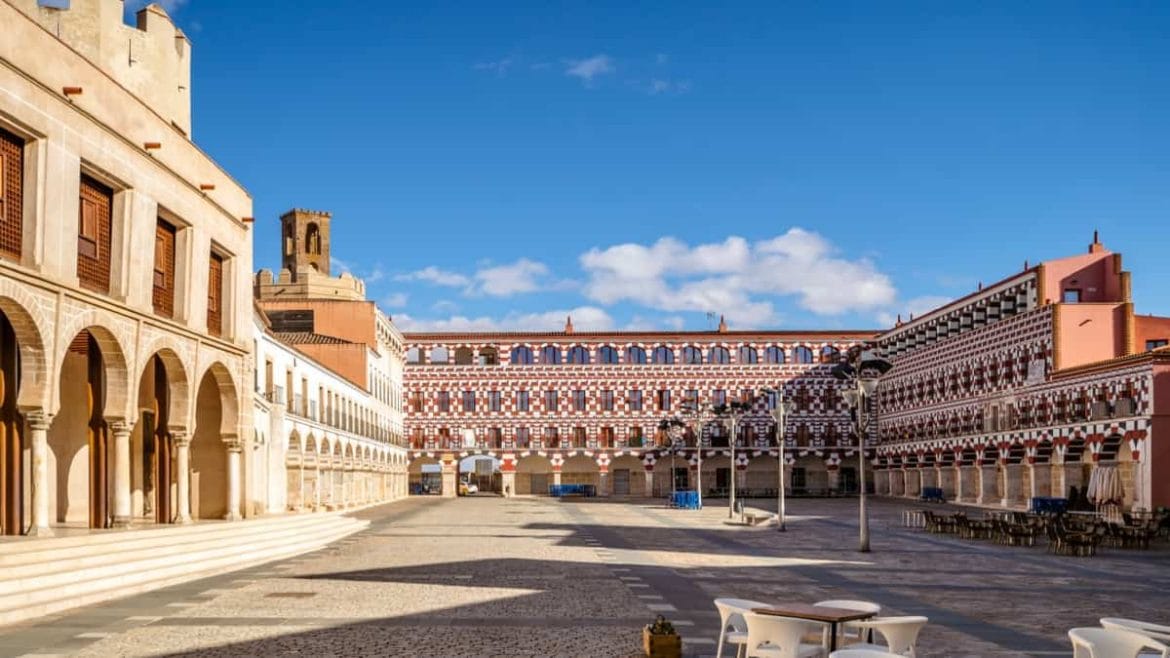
[171,430,191,448]
[25,410,53,431]
[108,418,134,435]
[223,434,244,452]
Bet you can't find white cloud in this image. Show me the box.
[647,78,691,95]
[394,266,471,288]
[473,259,548,296]
[579,228,897,325]
[382,292,408,308]
[394,306,614,333]
[565,55,614,83]
[473,57,514,75]
[875,295,953,327]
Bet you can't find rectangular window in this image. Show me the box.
[545,389,558,411]
[516,427,530,447]
[573,426,587,447]
[629,426,643,447]
[207,253,224,336]
[437,390,450,412]
[517,389,529,411]
[629,389,643,411]
[410,391,423,413]
[601,390,614,411]
[573,389,586,411]
[153,219,176,318]
[0,127,23,260]
[462,390,475,412]
[77,174,112,293]
[713,389,726,406]
[685,389,699,410]
[1063,289,1082,303]
[545,426,559,447]
[1147,339,1168,351]
[657,389,671,412]
[489,390,501,411]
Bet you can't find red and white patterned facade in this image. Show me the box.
[402,329,877,497]
[872,238,1170,510]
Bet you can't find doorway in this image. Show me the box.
[613,469,630,495]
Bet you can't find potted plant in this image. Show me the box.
[643,615,682,658]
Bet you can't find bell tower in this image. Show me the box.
[280,209,331,279]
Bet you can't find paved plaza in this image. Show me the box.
[1,496,1167,657]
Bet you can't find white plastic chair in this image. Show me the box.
[815,599,882,647]
[742,612,826,658]
[715,598,770,658]
[829,650,903,658]
[1069,627,1170,658]
[1101,618,1170,643]
[843,616,928,657]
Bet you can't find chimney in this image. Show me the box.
[564,315,574,334]
[717,315,728,333]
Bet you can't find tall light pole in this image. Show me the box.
[682,401,706,509]
[765,388,794,531]
[714,399,753,520]
[831,346,893,553]
[658,417,686,500]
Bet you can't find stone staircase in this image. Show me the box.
[0,512,368,626]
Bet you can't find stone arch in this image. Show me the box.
[608,454,645,496]
[515,454,552,495]
[0,292,51,410]
[561,454,599,488]
[136,344,191,428]
[197,361,240,436]
[52,319,132,420]
[190,363,238,520]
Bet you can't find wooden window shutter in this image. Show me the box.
[0,128,23,260]
[77,175,112,294]
[207,252,223,337]
[152,220,176,318]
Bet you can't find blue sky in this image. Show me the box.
[139,1,1169,331]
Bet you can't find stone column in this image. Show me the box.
[552,470,562,487]
[501,471,516,498]
[1002,463,1023,508]
[977,464,997,506]
[173,431,193,524]
[224,438,243,521]
[110,420,134,527]
[440,458,458,498]
[26,411,53,537]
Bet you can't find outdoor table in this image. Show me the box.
[751,604,877,651]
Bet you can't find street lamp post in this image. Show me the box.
[831,346,893,553]
[766,389,795,531]
[682,401,705,509]
[658,417,686,501]
[714,399,753,521]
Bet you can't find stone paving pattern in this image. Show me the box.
[1,496,1167,657]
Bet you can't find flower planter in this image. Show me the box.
[643,626,682,658]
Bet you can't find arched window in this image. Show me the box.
[510,345,534,365]
[567,346,590,364]
[793,346,814,364]
[652,346,674,364]
[709,346,730,364]
[682,346,703,364]
[430,346,449,364]
[478,346,499,366]
[454,347,474,365]
[764,346,785,364]
[541,345,560,365]
[626,346,647,364]
[598,345,619,364]
[305,223,322,255]
[820,345,840,364]
[738,346,758,364]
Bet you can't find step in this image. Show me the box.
[0,509,354,561]
[0,517,368,626]
[1,515,360,590]
[0,512,349,572]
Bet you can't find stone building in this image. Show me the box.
[402,322,875,498]
[253,209,409,512]
[872,235,1170,511]
[0,0,254,535]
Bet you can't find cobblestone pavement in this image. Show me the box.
[1,496,1166,657]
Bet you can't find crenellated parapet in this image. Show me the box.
[9,0,192,135]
